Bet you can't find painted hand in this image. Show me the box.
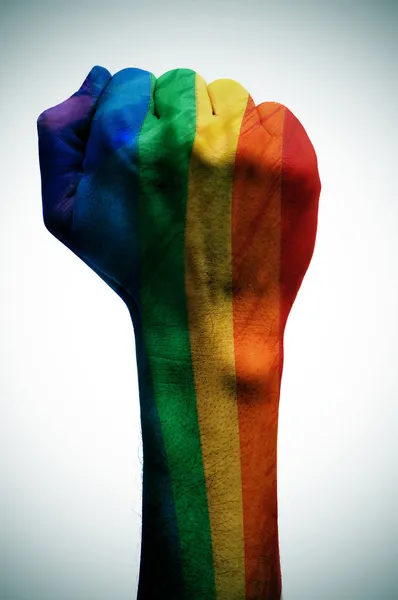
[37,65,321,600]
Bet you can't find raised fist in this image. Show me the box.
[37,65,321,600]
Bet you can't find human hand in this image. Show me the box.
[37,65,320,320]
[37,65,321,600]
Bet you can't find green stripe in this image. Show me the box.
[137,70,216,598]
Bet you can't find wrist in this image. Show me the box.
[131,301,282,599]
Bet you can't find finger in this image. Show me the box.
[195,72,214,123]
[201,79,252,165]
[278,106,321,324]
[207,78,251,123]
[72,68,154,289]
[83,67,155,172]
[190,73,216,161]
[37,65,111,233]
[256,101,285,138]
[154,68,196,122]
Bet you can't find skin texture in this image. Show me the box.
[37,66,321,600]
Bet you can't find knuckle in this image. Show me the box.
[157,67,196,85]
[208,78,248,93]
[37,108,53,128]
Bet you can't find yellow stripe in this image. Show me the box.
[185,73,249,599]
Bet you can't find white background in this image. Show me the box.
[1,1,397,598]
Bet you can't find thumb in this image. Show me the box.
[37,65,112,237]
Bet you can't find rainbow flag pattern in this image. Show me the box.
[38,66,321,600]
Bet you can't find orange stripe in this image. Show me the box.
[232,98,285,599]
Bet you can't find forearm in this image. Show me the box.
[128,300,283,600]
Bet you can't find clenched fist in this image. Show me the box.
[37,66,320,600]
